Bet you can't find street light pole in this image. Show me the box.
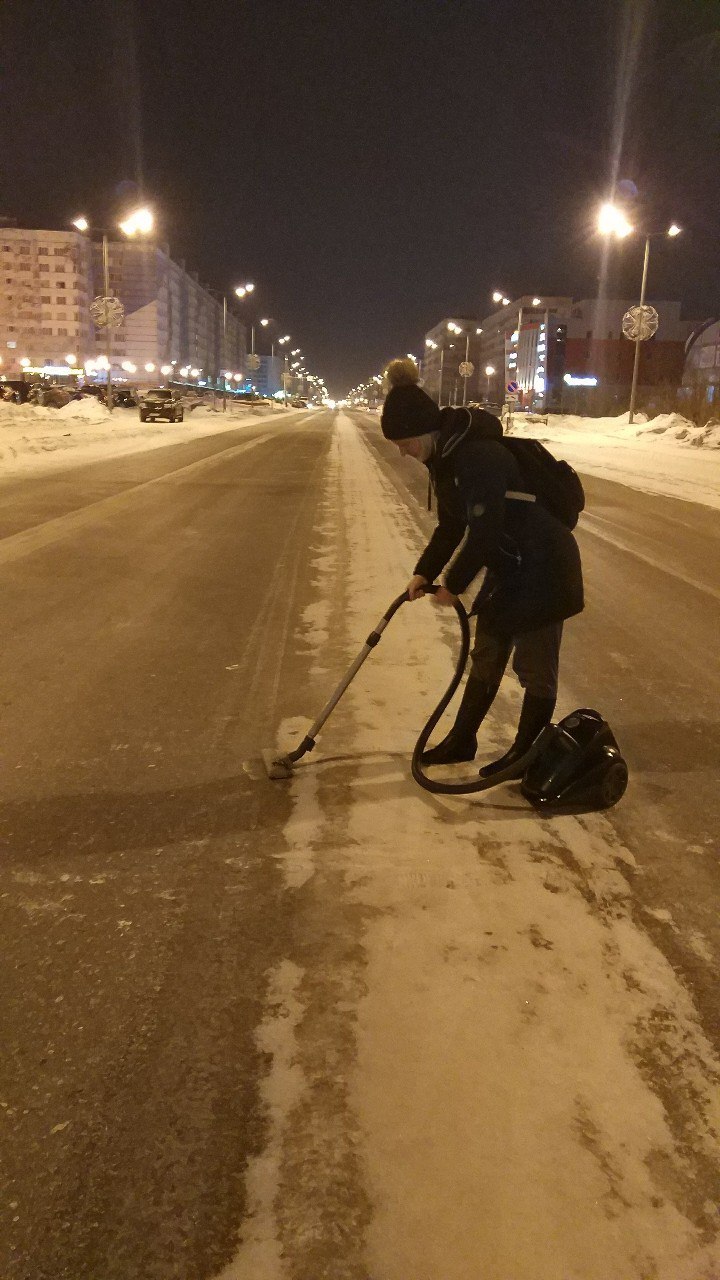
[462,331,470,405]
[628,234,651,426]
[438,347,445,407]
[101,233,113,413]
[222,295,228,412]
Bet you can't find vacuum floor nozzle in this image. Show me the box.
[261,749,295,780]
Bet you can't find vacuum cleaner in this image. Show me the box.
[263,588,628,809]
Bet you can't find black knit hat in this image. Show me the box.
[381,384,441,440]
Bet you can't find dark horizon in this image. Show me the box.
[2,0,718,395]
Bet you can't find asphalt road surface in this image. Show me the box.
[1,409,718,1279]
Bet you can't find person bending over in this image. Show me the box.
[381,358,583,776]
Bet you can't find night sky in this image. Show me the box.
[2,0,718,394]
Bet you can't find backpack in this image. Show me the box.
[502,438,585,530]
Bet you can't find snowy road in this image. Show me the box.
[0,410,718,1278]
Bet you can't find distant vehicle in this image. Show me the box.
[139,388,184,423]
[114,387,139,409]
[290,397,307,408]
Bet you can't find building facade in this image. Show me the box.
[0,225,246,388]
[422,317,484,404]
[472,294,697,412]
[681,318,720,410]
[0,227,94,376]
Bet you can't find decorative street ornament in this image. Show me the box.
[246,353,261,371]
[622,304,659,342]
[90,295,125,329]
[458,360,475,377]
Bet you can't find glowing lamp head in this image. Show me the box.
[72,216,89,233]
[65,353,77,365]
[492,291,503,303]
[598,202,633,238]
[485,365,495,377]
[119,207,154,237]
[667,223,682,237]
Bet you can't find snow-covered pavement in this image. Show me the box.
[224,413,720,1280]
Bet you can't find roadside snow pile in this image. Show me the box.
[506,409,720,509]
[55,397,111,423]
[0,397,288,473]
[635,413,720,448]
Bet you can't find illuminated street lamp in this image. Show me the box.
[597,202,633,238]
[484,364,495,397]
[599,206,682,421]
[118,207,154,237]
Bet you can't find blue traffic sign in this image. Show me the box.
[507,380,519,393]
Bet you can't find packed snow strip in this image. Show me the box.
[236,411,720,1279]
[0,399,292,475]
[509,410,720,510]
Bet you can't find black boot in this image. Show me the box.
[478,694,556,780]
[421,677,499,765]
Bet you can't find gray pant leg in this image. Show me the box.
[511,622,563,698]
[471,623,512,687]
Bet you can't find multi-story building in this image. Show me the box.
[475,296,572,408]
[562,298,694,407]
[255,354,283,397]
[421,316,484,404]
[0,226,94,375]
[0,224,246,388]
[474,294,698,412]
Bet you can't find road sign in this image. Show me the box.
[505,392,519,403]
[507,380,519,393]
[246,353,261,371]
[622,305,659,341]
[90,295,125,329]
[459,360,474,377]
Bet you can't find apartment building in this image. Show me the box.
[0,227,94,374]
[0,225,246,386]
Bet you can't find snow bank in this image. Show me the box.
[0,398,289,473]
[55,397,111,423]
[505,409,720,510]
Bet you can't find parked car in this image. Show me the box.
[114,387,139,409]
[139,388,184,422]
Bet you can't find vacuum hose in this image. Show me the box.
[410,587,546,796]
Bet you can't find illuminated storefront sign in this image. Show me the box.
[563,374,598,387]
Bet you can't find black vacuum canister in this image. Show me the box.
[521,708,628,811]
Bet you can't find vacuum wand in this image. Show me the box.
[262,587,425,779]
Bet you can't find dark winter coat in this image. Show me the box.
[414,407,584,637]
